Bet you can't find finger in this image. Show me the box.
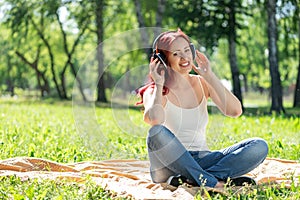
[149,59,158,72]
[150,58,159,68]
[150,61,161,74]
[197,52,209,63]
[195,55,203,67]
[151,58,159,63]
[155,61,161,69]
[160,69,165,77]
[192,63,199,71]
[194,58,208,74]
[196,51,209,66]
[196,52,205,62]
[196,50,205,57]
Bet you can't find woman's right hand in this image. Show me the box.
[149,57,165,87]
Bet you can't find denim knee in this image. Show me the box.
[147,125,174,151]
[255,138,269,159]
[246,137,269,163]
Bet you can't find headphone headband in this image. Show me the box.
[152,31,176,53]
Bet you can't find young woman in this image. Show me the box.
[136,29,268,188]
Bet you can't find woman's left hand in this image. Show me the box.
[193,50,211,75]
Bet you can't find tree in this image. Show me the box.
[273,0,299,108]
[54,3,89,101]
[295,51,300,107]
[293,0,300,107]
[15,46,50,97]
[93,0,107,102]
[134,0,167,58]
[83,0,124,102]
[167,0,247,109]
[227,0,244,109]
[266,0,285,113]
[0,26,30,96]
[3,0,91,99]
[2,1,49,96]
[236,1,274,95]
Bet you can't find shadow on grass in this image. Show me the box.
[1,97,300,117]
[242,106,300,118]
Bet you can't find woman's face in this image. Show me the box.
[167,37,193,74]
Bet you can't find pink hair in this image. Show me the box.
[135,28,191,105]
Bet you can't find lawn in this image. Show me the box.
[0,98,299,199]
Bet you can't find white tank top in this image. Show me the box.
[163,79,209,151]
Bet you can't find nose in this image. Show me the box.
[179,52,188,59]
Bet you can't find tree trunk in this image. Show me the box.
[295,64,300,107]
[30,17,65,99]
[293,5,300,107]
[228,1,244,110]
[134,0,166,59]
[133,0,151,58]
[267,0,285,113]
[95,0,107,102]
[15,49,50,97]
[154,0,166,36]
[55,12,87,101]
[6,58,15,96]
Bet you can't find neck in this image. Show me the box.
[167,71,191,90]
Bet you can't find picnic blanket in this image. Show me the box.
[0,157,299,199]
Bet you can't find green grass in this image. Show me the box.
[0,176,116,200]
[0,98,299,199]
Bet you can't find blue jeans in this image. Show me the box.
[147,125,268,187]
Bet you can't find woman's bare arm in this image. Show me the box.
[193,51,242,117]
[143,85,165,125]
[143,57,167,125]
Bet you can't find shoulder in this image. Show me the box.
[190,74,210,98]
[189,74,206,86]
[143,86,167,106]
[143,86,154,100]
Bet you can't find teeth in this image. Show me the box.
[181,62,189,66]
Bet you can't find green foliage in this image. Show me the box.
[0,0,299,107]
[167,0,251,53]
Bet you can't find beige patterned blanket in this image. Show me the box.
[0,157,299,199]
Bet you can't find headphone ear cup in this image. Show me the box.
[153,52,167,69]
[159,52,166,62]
[153,52,166,62]
[190,43,196,60]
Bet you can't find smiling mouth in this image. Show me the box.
[180,62,190,67]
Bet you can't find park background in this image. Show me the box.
[0,0,300,199]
